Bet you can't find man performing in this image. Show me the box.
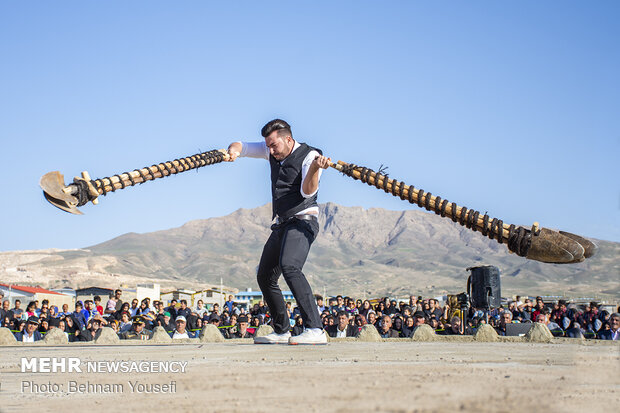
[226,119,330,345]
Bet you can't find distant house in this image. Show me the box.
[0,284,75,309]
[160,289,195,306]
[75,287,114,303]
[236,288,295,306]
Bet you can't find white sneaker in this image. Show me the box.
[288,328,328,345]
[253,331,291,344]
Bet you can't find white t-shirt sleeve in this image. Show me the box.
[239,141,269,160]
[301,150,322,198]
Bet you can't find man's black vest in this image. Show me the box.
[269,142,322,219]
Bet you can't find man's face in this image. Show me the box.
[92,321,101,331]
[337,297,343,306]
[115,291,122,299]
[368,313,376,324]
[132,300,138,307]
[414,316,425,326]
[15,301,21,309]
[501,313,512,326]
[176,320,186,333]
[59,321,65,331]
[181,302,187,309]
[26,322,37,334]
[610,315,620,331]
[536,314,546,324]
[265,132,293,161]
[121,314,129,322]
[451,318,461,332]
[239,322,248,332]
[134,323,144,333]
[2,300,9,310]
[62,304,68,312]
[338,314,348,328]
[381,317,392,331]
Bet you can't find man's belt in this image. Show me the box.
[275,214,318,225]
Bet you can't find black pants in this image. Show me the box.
[257,217,321,334]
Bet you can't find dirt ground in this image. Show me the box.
[0,341,618,413]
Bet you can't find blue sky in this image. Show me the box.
[1,1,618,251]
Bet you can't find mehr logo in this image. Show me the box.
[21,357,82,373]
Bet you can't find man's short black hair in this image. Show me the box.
[261,119,292,138]
[336,311,348,319]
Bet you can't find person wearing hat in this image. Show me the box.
[170,315,195,339]
[156,311,175,333]
[208,314,229,338]
[119,316,153,340]
[14,316,43,342]
[229,315,253,338]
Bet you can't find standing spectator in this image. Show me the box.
[377,315,399,338]
[14,316,43,342]
[598,313,619,340]
[114,289,123,312]
[195,300,207,317]
[224,295,235,313]
[1,300,14,321]
[93,296,104,315]
[59,303,71,317]
[105,293,117,315]
[177,300,191,319]
[12,299,23,319]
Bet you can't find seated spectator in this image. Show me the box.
[119,316,153,340]
[377,315,399,338]
[292,316,304,336]
[413,312,426,328]
[326,312,358,338]
[495,311,514,336]
[119,312,132,333]
[208,314,228,338]
[38,318,49,334]
[367,311,378,327]
[229,315,253,338]
[442,316,472,335]
[598,313,619,340]
[354,314,367,330]
[15,316,43,342]
[170,316,194,339]
[536,312,563,337]
[58,303,71,317]
[392,316,403,335]
[401,316,415,338]
[78,318,103,342]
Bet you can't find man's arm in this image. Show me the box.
[226,141,269,161]
[302,155,331,196]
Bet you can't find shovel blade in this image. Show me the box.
[526,228,586,264]
[40,171,83,215]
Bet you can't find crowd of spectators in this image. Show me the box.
[1,289,618,343]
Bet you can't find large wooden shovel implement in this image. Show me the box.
[40,149,596,265]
